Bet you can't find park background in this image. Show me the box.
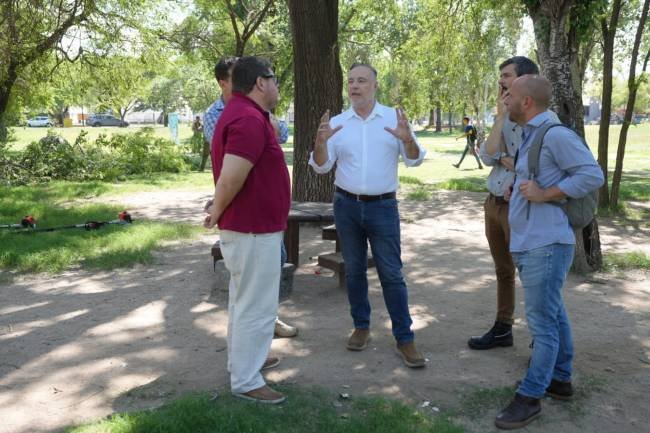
[1,1,649,433]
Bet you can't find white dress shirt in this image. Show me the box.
[308,102,426,195]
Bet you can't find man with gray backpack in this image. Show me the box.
[493,75,603,430]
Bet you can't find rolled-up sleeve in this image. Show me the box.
[308,138,336,174]
[400,133,426,167]
[549,129,604,198]
[479,137,501,167]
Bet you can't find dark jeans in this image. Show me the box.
[333,192,414,344]
[484,195,516,324]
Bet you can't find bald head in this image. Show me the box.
[505,74,553,125]
[513,75,552,110]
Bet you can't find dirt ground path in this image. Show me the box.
[1,189,648,433]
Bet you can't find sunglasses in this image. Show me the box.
[261,73,279,86]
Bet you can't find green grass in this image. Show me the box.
[66,386,465,433]
[0,182,203,273]
[603,251,650,271]
[7,124,195,151]
[401,124,650,203]
[6,123,650,204]
[457,385,515,420]
[407,187,431,201]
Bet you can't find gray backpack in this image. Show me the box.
[527,123,598,229]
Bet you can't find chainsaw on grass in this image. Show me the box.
[2,211,133,233]
[0,215,37,229]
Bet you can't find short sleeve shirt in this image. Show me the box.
[211,93,291,233]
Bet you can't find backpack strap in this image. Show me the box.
[527,122,563,179]
[526,122,595,220]
[524,122,562,220]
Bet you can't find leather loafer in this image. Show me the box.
[396,341,426,368]
[234,385,286,404]
[346,329,370,351]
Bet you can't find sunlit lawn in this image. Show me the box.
[400,123,650,200]
[6,122,650,202]
[8,123,195,150]
[0,181,204,274]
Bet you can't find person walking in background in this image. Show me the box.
[453,116,483,169]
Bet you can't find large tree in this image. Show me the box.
[596,0,623,208]
[0,0,97,142]
[287,0,342,202]
[525,0,606,273]
[610,0,650,208]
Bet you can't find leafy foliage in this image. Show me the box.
[2,128,189,185]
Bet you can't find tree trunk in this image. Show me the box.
[288,0,342,202]
[597,0,622,209]
[448,111,452,134]
[427,109,434,129]
[610,0,650,209]
[435,105,442,132]
[528,3,586,135]
[527,0,600,272]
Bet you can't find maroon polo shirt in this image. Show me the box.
[211,92,290,233]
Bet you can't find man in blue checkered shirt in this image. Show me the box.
[204,57,288,150]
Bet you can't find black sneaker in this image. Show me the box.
[545,379,573,400]
[495,393,541,430]
[467,321,513,350]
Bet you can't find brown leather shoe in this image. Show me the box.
[274,319,298,338]
[234,385,286,404]
[346,329,370,351]
[261,356,280,371]
[396,342,426,368]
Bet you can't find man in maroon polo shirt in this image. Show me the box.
[205,56,290,404]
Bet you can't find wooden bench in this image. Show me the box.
[211,240,296,297]
[211,240,223,268]
[318,225,375,288]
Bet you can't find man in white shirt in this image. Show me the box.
[309,63,427,368]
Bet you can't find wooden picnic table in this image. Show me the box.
[284,201,334,265]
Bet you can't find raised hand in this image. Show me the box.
[316,110,342,144]
[496,86,508,117]
[384,108,414,143]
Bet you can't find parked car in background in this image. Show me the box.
[26,116,53,127]
[87,114,128,127]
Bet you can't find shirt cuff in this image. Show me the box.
[308,151,334,173]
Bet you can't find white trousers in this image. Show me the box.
[219,230,282,394]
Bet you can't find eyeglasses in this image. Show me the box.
[261,73,279,86]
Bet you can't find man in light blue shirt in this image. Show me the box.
[494,75,603,430]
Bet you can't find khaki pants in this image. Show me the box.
[219,230,283,394]
[484,195,516,324]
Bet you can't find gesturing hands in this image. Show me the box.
[384,108,414,143]
[316,110,343,144]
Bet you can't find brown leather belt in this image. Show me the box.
[489,193,508,205]
[336,186,396,202]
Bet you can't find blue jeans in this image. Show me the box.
[512,243,575,398]
[333,192,414,344]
